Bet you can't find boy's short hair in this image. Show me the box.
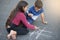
[35,0,43,9]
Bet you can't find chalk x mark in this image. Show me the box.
[36,27,46,39]
[30,31,35,36]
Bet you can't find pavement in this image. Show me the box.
[0,0,60,40]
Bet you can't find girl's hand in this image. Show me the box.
[34,26,39,30]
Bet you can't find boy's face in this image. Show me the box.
[35,7,40,12]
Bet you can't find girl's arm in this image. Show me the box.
[20,13,35,30]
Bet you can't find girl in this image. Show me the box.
[5,1,38,40]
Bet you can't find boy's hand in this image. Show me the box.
[28,13,33,17]
[42,21,48,25]
[40,13,48,25]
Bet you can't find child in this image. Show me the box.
[26,0,47,24]
[5,1,38,40]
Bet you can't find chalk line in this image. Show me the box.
[30,31,35,36]
[40,34,52,37]
[36,27,46,39]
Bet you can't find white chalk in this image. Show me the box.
[36,30,44,39]
[30,31,35,36]
[36,27,46,39]
[29,27,52,40]
[43,30,52,33]
[41,34,52,37]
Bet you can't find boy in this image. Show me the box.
[26,0,47,24]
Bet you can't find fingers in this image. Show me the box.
[35,26,39,30]
[43,21,48,25]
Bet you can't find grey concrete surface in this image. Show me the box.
[0,0,60,40]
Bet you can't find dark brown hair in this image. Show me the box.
[35,0,43,9]
[5,1,28,28]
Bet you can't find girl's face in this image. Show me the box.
[23,6,28,12]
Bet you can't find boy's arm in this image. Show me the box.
[40,13,47,24]
[40,13,45,23]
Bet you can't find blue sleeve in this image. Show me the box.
[28,8,32,13]
[28,6,34,13]
[40,8,44,13]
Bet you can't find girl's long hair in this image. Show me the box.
[5,1,28,28]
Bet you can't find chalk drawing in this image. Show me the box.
[29,27,52,40]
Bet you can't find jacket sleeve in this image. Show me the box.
[20,13,35,30]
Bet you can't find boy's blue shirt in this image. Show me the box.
[26,6,44,24]
[28,6,44,16]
